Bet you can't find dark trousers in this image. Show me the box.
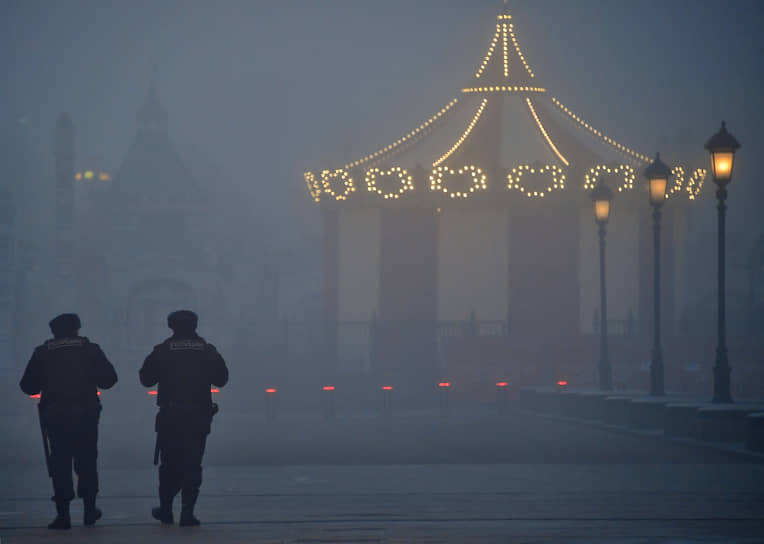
[47,421,99,503]
[158,427,207,502]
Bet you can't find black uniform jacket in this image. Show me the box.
[139,334,228,408]
[19,336,118,410]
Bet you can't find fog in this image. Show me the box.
[2,0,764,468]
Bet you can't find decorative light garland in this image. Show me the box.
[507,164,565,198]
[430,165,487,199]
[304,171,322,202]
[509,23,534,79]
[668,166,686,198]
[365,167,414,200]
[525,98,569,167]
[551,97,650,162]
[502,23,509,78]
[685,168,706,200]
[433,98,488,167]
[461,86,545,94]
[475,24,501,79]
[321,169,355,201]
[343,98,459,171]
[584,164,636,192]
[666,166,707,201]
[306,163,705,203]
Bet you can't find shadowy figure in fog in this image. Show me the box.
[140,310,229,526]
[19,313,118,530]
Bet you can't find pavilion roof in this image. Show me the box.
[304,6,707,205]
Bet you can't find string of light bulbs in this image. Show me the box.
[551,97,650,162]
[342,98,460,171]
[433,99,488,167]
[475,24,501,79]
[526,98,569,167]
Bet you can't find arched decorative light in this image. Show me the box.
[365,167,414,200]
[321,169,355,201]
[507,164,566,199]
[430,165,487,199]
[584,164,635,192]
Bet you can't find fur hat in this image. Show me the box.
[167,310,198,333]
[49,313,81,338]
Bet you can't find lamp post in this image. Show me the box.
[644,153,672,396]
[705,121,740,403]
[591,178,613,391]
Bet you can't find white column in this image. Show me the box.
[337,207,380,372]
[437,207,509,322]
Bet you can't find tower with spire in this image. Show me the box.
[104,67,221,360]
[53,113,76,311]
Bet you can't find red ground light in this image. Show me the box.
[496,382,508,387]
[210,389,220,393]
[323,386,335,391]
[438,382,451,388]
[30,392,100,398]
[148,390,158,396]
[382,386,393,391]
[265,388,277,394]
[557,380,568,386]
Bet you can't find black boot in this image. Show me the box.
[151,504,174,524]
[48,501,71,530]
[179,489,200,527]
[152,486,175,524]
[83,496,102,526]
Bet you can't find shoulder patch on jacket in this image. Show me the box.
[169,340,206,351]
[47,338,84,350]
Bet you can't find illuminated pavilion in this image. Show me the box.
[303,5,708,393]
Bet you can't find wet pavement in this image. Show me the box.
[1,410,763,542]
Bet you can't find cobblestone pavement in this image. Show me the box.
[1,410,763,543]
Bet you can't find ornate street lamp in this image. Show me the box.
[705,121,740,403]
[591,178,613,391]
[644,153,672,396]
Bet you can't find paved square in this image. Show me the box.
[2,410,763,543]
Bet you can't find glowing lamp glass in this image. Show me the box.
[594,200,610,223]
[266,388,277,394]
[438,382,451,388]
[210,389,220,393]
[148,390,158,395]
[648,177,667,205]
[710,151,734,183]
[496,382,508,387]
[323,386,335,391]
[557,380,568,387]
[382,386,393,391]
[30,394,41,399]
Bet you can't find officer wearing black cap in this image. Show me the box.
[140,310,228,526]
[19,313,118,530]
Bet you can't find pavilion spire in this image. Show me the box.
[472,5,536,85]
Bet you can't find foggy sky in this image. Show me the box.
[2,0,763,248]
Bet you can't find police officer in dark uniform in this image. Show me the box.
[139,310,228,526]
[19,313,118,530]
